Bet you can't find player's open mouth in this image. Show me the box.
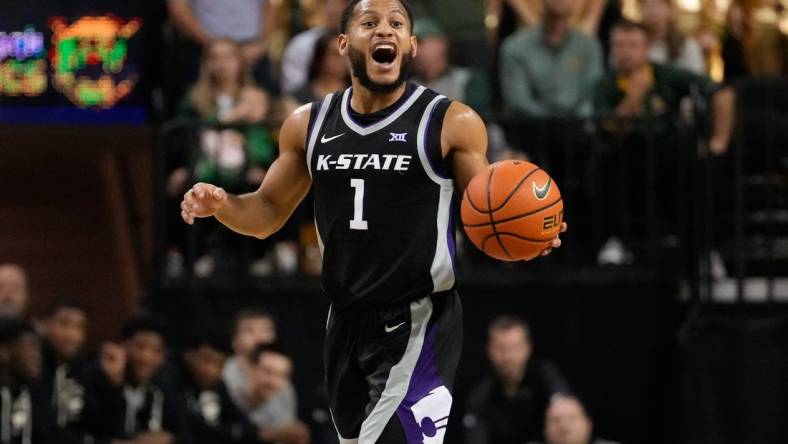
[371,42,397,68]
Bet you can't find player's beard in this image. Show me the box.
[348,45,413,94]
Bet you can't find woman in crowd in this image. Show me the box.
[167,38,276,277]
[639,0,706,74]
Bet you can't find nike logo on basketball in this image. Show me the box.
[385,322,406,333]
[533,178,552,200]
[321,133,345,143]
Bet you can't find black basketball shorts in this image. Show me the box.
[324,290,463,444]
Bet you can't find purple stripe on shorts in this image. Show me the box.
[396,318,449,443]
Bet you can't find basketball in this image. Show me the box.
[461,160,564,261]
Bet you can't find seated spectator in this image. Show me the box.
[181,331,304,444]
[529,396,620,444]
[594,20,734,154]
[0,263,29,319]
[40,299,90,436]
[168,38,276,277]
[640,0,706,74]
[81,315,189,443]
[289,31,349,106]
[464,316,571,444]
[411,19,492,117]
[245,343,309,443]
[280,0,346,94]
[0,318,52,443]
[167,0,276,89]
[223,310,276,410]
[499,0,603,118]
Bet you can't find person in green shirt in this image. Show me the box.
[499,0,604,118]
[594,20,734,155]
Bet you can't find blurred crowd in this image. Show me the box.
[2,261,620,444]
[158,0,787,277]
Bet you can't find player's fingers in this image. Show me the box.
[192,183,209,199]
[212,187,226,201]
[540,247,552,256]
[560,222,568,233]
[551,237,562,248]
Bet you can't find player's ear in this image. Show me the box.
[409,35,418,58]
[338,34,348,56]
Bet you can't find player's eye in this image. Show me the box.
[362,21,376,28]
[392,21,403,28]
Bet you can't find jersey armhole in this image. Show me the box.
[305,101,322,148]
[426,98,453,179]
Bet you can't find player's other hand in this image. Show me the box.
[540,222,568,257]
[181,182,227,224]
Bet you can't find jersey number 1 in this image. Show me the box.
[350,178,368,230]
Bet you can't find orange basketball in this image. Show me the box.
[461,160,564,261]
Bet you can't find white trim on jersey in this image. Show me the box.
[306,93,334,178]
[357,297,433,443]
[340,85,426,136]
[417,95,455,292]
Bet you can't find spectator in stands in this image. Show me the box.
[411,19,492,117]
[529,396,620,444]
[244,343,308,443]
[464,316,571,444]
[281,0,346,94]
[595,20,734,155]
[223,310,276,411]
[0,318,51,443]
[167,0,276,88]
[289,32,349,106]
[40,299,90,438]
[0,263,29,319]
[640,0,706,74]
[169,38,276,277]
[82,315,189,443]
[181,332,304,444]
[499,0,603,118]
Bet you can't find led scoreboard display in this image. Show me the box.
[0,0,148,123]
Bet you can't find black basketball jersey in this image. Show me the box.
[306,83,456,309]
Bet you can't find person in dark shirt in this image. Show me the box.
[182,331,305,444]
[40,299,89,431]
[464,316,571,444]
[81,314,190,444]
[0,318,54,444]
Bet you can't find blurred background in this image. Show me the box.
[1,0,787,443]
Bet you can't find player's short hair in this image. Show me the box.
[231,309,275,336]
[185,329,231,355]
[488,315,531,339]
[121,313,167,343]
[340,0,415,34]
[250,341,291,364]
[610,19,650,39]
[45,296,88,318]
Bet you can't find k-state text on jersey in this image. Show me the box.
[315,154,412,172]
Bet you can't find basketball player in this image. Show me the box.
[181,0,566,442]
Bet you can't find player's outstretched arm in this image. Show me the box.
[443,101,566,256]
[442,101,490,193]
[181,105,313,239]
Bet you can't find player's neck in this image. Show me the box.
[349,80,408,115]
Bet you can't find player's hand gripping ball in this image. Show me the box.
[461,160,564,261]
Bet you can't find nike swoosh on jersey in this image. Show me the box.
[533,178,552,200]
[384,321,406,333]
[321,133,345,143]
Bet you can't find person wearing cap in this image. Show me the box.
[411,18,492,117]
